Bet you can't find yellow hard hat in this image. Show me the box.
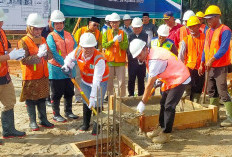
[187,16,200,27]
[196,11,205,18]
[205,5,221,16]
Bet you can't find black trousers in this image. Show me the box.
[128,61,146,96]
[50,79,74,101]
[189,68,205,99]
[207,66,231,102]
[159,84,186,133]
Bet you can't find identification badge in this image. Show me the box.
[90,64,94,69]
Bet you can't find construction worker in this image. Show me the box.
[199,5,232,127]
[151,24,178,56]
[142,13,157,46]
[18,13,54,131]
[47,10,78,122]
[130,39,190,144]
[0,8,26,145]
[127,17,148,97]
[196,11,208,34]
[74,17,101,103]
[178,16,205,103]
[163,11,182,48]
[120,14,133,36]
[62,33,109,135]
[101,15,111,35]
[102,12,128,99]
[175,10,195,50]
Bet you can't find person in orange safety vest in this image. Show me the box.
[178,16,205,103]
[62,33,109,135]
[129,39,190,144]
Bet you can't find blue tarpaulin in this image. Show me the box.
[60,0,182,19]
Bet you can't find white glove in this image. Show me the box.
[9,48,25,60]
[37,44,47,58]
[113,35,119,42]
[118,34,122,42]
[67,61,75,70]
[137,101,145,114]
[89,97,96,109]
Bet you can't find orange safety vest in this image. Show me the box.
[81,26,100,41]
[104,29,126,63]
[178,26,189,50]
[199,24,206,34]
[48,31,75,67]
[76,47,109,84]
[204,24,231,67]
[184,33,205,69]
[0,29,8,77]
[147,47,190,91]
[20,36,49,80]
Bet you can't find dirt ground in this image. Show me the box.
[0,62,232,156]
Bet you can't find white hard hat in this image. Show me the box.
[26,13,46,27]
[175,19,181,24]
[183,10,195,21]
[79,33,97,48]
[129,39,146,58]
[109,13,120,21]
[157,24,169,37]
[105,15,111,21]
[50,10,65,22]
[131,17,143,28]
[123,14,131,20]
[0,8,7,21]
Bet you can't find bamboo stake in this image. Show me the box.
[72,18,82,35]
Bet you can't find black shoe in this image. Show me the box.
[65,113,79,119]
[92,122,100,136]
[79,124,90,131]
[53,115,67,122]
[104,96,108,103]
[39,121,54,128]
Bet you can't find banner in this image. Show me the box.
[1,0,59,30]
[60,0,182,19]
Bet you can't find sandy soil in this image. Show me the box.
[0,63,232,156]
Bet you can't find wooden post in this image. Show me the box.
[72,18,82,35]
[152,19,156,24]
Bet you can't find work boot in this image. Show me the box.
[52,100,67,122]
[92,121,100,136]
[147,126,163,139]
[221,102,232,127]
[192,93,201,103]
[64,97,79,119]
[79,103,92,131]
[37,101,54,128]
[152,132,170,144]
[26,104,39,131]
[1,109,26,138]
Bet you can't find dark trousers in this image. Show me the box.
[159,84,186,133]
[189,68,205,99]
[128,62,146,96]
[207,66,231,102]
[50,79,74,101]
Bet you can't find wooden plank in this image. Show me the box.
[208,105,218,122]
[74,138,108,148]
[142,109,215,132]
[70,143,83,156]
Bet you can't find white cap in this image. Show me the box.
[50,10,65,22]
[109,13,120,21]
[123,14,131,20]
[157,24,169,37]
[26,13,46,27]
[79,33,97,48]
[105,15,111,21]
[175,19,181,24]
[131,17,143,28]
[183,10,195,21]
[129,39,146,58]
[0,8,7,21]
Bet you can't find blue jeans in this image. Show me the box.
[80,80,107,108]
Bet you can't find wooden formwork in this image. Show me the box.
[109,96,218,133]
[70,134,150,156]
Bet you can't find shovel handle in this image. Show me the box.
[202,69,209,104]
[71,78,97,115]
